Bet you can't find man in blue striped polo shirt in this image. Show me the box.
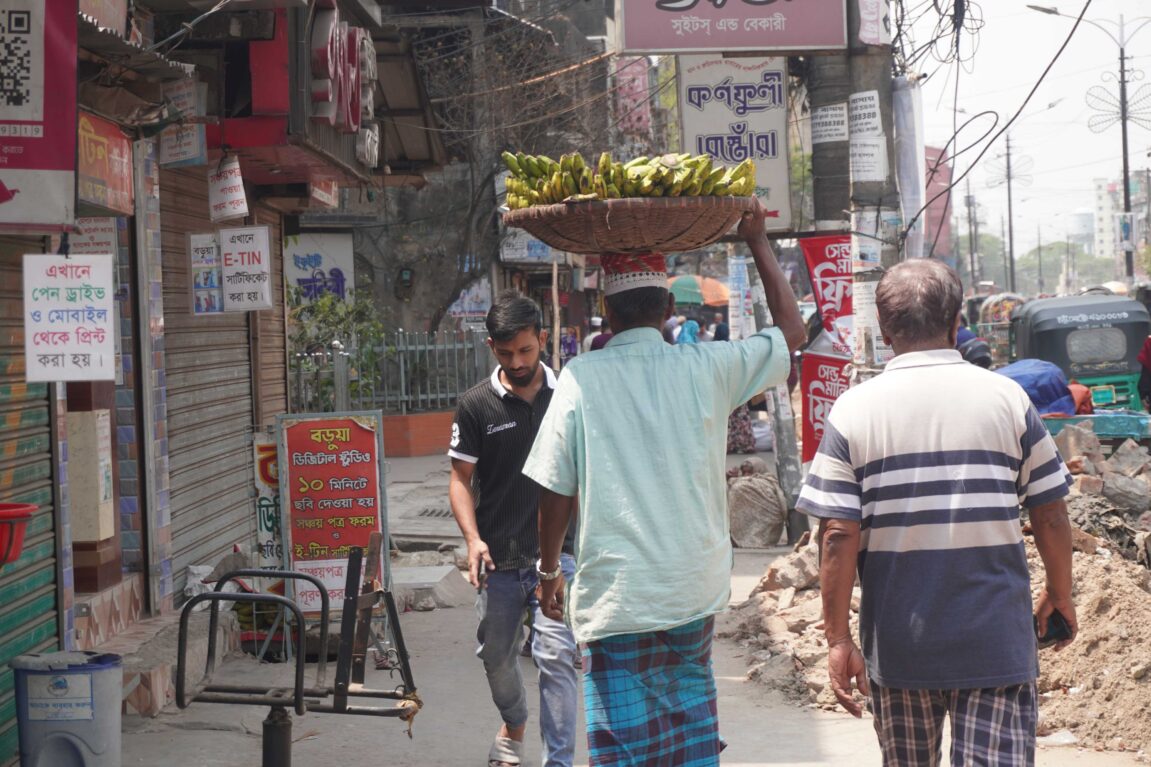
[797,259,1077,766]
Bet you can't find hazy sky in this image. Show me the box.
[915,0,1151,254]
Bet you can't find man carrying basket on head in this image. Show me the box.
[523,201,807,765]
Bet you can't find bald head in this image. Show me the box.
[875,259,963,348]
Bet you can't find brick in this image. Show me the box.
[1075,475,1105,496]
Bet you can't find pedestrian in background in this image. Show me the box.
[677,318,701,344]
[524,201,806,766]
[582,316,604,353]
[447,291,579,767]
[798,259,1076,767]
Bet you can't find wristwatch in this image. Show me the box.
[536,559,563,581]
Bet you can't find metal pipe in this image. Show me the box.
[263,706,293,767]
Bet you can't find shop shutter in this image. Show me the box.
[251,204,287,428]
[0,237,60,765]
[159,169,256,595]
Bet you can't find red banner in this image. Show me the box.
[0,0,78,232]
[800,235,853,357]
[78,113,134,215]
[801,352,851,464]
[281,415,382,613]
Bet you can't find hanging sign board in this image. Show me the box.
[188,232,223,314]
[24,254,115,381]
[218,226,273,311]
[678,56,792,231]
[208,156,248,222]
[77,113,134,215]
[159,77,207,168]
[0,0,78,233]
[277,412,386,615]
[284,232,353,302]
[617,0,847,54]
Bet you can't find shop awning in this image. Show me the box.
[78,13,196,81]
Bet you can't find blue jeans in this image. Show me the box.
[476,554,578,767]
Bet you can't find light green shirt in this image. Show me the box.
[522,326,790,642]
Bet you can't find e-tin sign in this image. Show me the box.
[218,226,273,311]
[617,0,848,55]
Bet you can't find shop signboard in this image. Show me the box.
[0,0,78,232]
[23,253,115,381]
[159,77,207,167]
[218,225,273,312]
[188,232,223,314]
[800,234,853,356]
[208,156,248,222]
[277,412,386,614]
[800,350,850,465]
[678,56,791,231]
[77,113,134,215]
[500,226,555,264]
[284,232,353,302]
[617,0,847,55]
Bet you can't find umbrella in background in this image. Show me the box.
[669,275,729,307]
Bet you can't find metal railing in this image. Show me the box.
[290,330,491,414]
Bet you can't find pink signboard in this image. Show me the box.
[618,0,847,54]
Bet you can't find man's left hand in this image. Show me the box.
[537,573,566,622]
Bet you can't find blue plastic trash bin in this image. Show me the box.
[9,651,122,766]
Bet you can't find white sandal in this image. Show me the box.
[487,735,524,767]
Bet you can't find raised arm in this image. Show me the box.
[738,201,807,352]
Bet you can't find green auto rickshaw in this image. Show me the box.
[1010,294,1151,411]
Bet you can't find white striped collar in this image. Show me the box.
[489,363,557,397]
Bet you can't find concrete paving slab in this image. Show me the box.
[391,565,475,610]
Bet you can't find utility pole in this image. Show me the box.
[1037,225,1044,294]
[1119,42,1134,279]
[965,178,977,289]
[1001,216,1009,291]
[1005,135,1018,292]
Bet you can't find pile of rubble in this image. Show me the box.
[724,421,1151,752]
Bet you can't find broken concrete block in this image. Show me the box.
[777,597,824,634]
[1071,527,1099,555]
[1053,424,1101,465]
[1075,475,1105,496]
[776,586,797,611]
[1065,456,1086,475]
[1109,439,1151,477]
[752,543,820,594]
[1102,472,1151,513]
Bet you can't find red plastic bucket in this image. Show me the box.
[0,504,36,566]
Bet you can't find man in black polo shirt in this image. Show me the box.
[448,291,578,767]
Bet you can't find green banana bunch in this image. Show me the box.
[501,150,757,209]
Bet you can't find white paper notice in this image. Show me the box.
[849,91,883,137]
[850,137,888,182]
[24,254,116,382]
[811,103,849,144]
[208,156,248,223]
[219,226,273,311]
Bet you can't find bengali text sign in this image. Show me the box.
[23,254,115,381]
[281,415,383,613]
[219,226,272,311]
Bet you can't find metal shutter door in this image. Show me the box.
[0,237,60,764]
[160,168,256,597]
[252,204,287,428]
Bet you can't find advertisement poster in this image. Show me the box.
[208,156,248,222]
[253,434,285,595]
[283,232,353,302]
[678,56,792,231]
[189,232,223,314]
[726,255,755,341]
[801,352,851,465]
[218,226,272,312]
[24,254,115,381]
[617,0,847,54]
[0,0,78,232]
[800,235,853,356]
[278,413,384,614]
[70,217,118,256]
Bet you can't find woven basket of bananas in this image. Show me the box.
[500,151,759,254]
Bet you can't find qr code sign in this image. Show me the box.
[0,0,44,123]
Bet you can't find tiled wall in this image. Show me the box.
[55,386,74,650]
[115,216,144,573]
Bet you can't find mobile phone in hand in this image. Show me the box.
[1034,609,1072,649]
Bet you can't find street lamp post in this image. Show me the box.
[1029,5,1151,281]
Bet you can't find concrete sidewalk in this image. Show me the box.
[120,550,1139,767]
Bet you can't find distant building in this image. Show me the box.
[1069,209,1094,256]
[1094,178,1119,272]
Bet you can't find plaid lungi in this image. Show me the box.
[870,682,1037,767]
[583,616,720,767]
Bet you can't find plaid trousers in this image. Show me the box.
[583,617,720,767]
[870,681,1037,767]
